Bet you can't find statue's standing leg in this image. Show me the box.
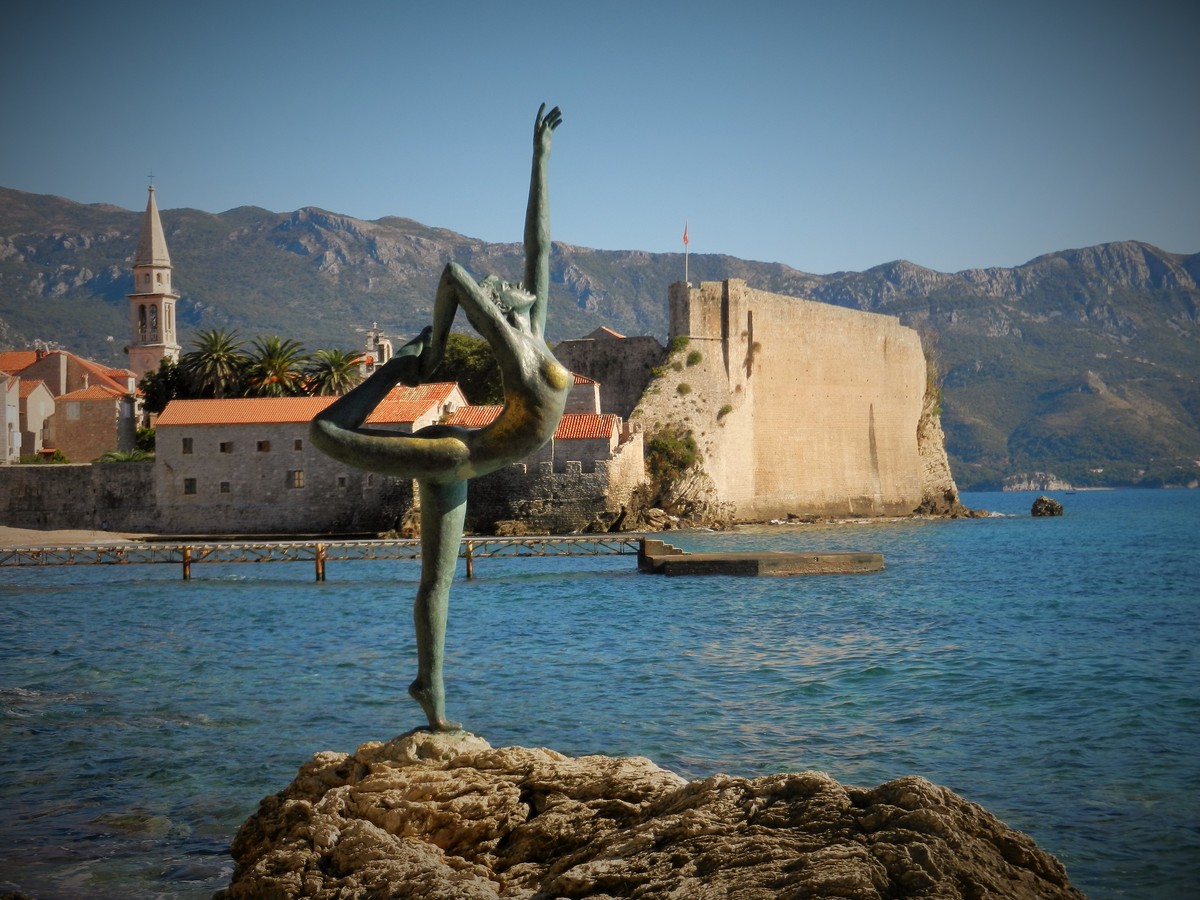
[408,477,467,731]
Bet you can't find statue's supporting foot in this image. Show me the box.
[409,679,462,732]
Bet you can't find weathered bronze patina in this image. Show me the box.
[311,104,568,731]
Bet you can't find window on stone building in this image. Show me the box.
[257,440,270,452]
[287,470,305,489]
[66,402,80,420]
[183,478,197,495]
[220,481,231,493]
[337,475,348,488]
[294,439,303,450]
[220,441,233,453]
[182,437,193,454]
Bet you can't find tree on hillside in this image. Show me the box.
[181,329,248,399]
[304,348,364,396]
[244,336,309,397]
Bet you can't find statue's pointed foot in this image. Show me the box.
[392,326,434,387]
[409,679,462,732]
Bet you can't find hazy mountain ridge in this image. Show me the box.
[1,186,1196,488]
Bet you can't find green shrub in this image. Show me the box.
[717,404,733,420]
[686,350,703,367]
[96,449,155,463]
[645,425,699,484]
[667,335,690,354]
[676,383,692,396]
[23,449,69,464]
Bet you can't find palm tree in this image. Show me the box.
[244,335,309,397]
[181,329,248,399]
[304,348,364,396]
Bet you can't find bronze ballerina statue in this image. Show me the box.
[310,104,569,731]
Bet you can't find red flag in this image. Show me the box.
[683,223,689,246]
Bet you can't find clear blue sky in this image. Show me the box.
[3,0,1196,274]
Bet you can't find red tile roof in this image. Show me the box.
[0,350,40,374]
[366,382,461,424]
[444,407,619,440]
[58,384,128,402]
[157,397,335,425]
[156,383,464,427]
[555,413,620,440]
[0,349,134,395]
[444,405,502,428]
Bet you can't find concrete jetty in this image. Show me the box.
[638,539,884,577]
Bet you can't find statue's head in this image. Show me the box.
[482,276,535,327]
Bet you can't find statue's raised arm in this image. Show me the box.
[524,103,561,341]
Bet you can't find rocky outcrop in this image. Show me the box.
[218,730,1083,899]
[1031,496,1065,517]
[915,384,978,517]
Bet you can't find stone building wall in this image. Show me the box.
[154,421,412,534]
[465,433,645,533]
[48,397,136,462]
[634,280,928,520]
[554,335,665,419]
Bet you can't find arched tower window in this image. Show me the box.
[149,305,158,339]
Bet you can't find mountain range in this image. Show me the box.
[2,186,1197,490]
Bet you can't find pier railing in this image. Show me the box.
[0,535,645,581]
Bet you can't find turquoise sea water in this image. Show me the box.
[1,489,1197,898]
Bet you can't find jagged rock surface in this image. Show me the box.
[914,384,980,517]
[218,731,1083,899]
[1031,495,1065,517]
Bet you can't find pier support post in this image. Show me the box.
[182,546,192,581]
[315,544,326,582]
[465,541,474,579]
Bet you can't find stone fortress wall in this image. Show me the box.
[466,433,645,534]
[553,334,664,420]
[630,280,929,520]
[0,462,163,533]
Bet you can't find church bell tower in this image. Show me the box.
[127,185,181,378]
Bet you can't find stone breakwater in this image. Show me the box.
[218,731,1083,899]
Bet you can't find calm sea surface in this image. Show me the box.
[1,490,1197,898]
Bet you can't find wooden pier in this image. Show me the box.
[0,535,644,581]
[1,535,883,581]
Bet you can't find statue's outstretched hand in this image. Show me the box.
[534,103,562,156]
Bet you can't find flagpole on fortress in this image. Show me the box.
[683,222,689,286]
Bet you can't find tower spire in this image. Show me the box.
[134,185,172,268]
[127,185,181,379]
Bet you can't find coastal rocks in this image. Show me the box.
[219,730,1084,899]
[1031,496,1065,517]
[1004,472,1073,492]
